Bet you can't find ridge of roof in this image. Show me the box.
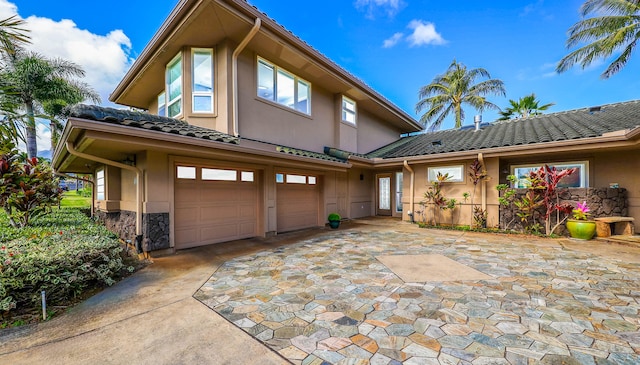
[368,99,640,159]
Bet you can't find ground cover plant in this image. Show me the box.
[0,208,138,327]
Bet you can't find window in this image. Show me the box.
[96,169,105,200]
[167,53,182,118]
[395,172,403,213]
[158,92,166,117]
[177,166,196,179]
[512,161,588,188]
[342,96,356,125]
[192,48,214,113]
[428,165,464,182]
[286,174,306,184]
[241,171,254,182]
[202,168,236,181]
[308,176,316,185]
[257,58,311,115]
[276,173,284,183]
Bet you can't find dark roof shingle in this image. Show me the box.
[367,100,640,159]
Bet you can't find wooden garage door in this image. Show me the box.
[276,173,319,232]
[174,166,258,249]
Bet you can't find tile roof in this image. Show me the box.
[66,104,347,164]
[367,100,640,159]
[66,104,239,144]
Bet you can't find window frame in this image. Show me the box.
[342,96,357,125]
[96,168,105,200]
[191,48,214,114]
[166,53,183,118]
[511,161,589,188]
[257,57,311,115]
[427,165,464,183]
[157,91,166,117]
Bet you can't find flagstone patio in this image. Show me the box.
[194,225,640,365]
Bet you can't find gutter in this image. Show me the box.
[403,160,415,222]
[65,142,145,249]
[232,18,261,136]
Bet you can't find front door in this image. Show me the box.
[377,174,392,216]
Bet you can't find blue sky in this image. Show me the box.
[4,0,640,143]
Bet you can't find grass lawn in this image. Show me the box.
[60,190,91,209]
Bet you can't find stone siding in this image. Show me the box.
[499,188,628,236]
[95,210,170,251]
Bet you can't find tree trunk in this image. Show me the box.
[25,101,38,159]
[454,102,462,128]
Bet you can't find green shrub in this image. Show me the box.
[328,213,341,221]
[0,208,130,314]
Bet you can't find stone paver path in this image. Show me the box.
[194,228,640,364]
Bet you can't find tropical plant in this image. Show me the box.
[557,0,640,78]
[422,172,451,225]
[498,93,555,120]
[468,159,489,227]
[0,49,100,158]
[0,146,62,227]
[0,15,30,55]
[572,201,591,220]
[416,59,505,131]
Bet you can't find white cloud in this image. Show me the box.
[0,0,133,105]
[383,32,404,48]
[354,0,405,19]
[406,20,446,47]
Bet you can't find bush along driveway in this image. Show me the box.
[195,226,640,364]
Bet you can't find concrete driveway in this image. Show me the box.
[1,218,640,364]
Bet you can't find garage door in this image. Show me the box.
[174,165,258,249]
[276,173,319,232]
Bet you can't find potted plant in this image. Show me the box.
[566,201,596,240]
[328,213,341,229]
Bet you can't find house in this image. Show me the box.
[53,0,640,254]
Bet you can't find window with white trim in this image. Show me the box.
[428,165,464,182]
[192,48,214,113]
[96,169,105,200]
[202,168,236,181]
[166,53,182,118]
[512,161,588,188]
[257,58,311,115]
[176,166,196,179]
[275,173,317,185]
[342,96,356,125]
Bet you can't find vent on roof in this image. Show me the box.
[589,106,602,114]
[431,140,442,146]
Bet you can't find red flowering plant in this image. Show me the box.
[572,201,591,220]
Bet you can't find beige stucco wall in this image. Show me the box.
[348,168,374,218]
[402,159,499,228]
[358,110,405,154]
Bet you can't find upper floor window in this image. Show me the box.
[166,53,182,118]
[192,48,214,113]
[342,96,356,125]
[157,92,166,117]
[257,58,311,115]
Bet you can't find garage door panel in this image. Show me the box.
[277,178,319,232]
[175,166,258,249]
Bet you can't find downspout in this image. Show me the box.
[54,172,95,218]
[232,18,261,136]
[477,152,487,212]
[403,160,415,222]
[65,142,144,242]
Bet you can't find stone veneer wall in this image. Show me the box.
[499,188,628,236]
[95,210,170,251]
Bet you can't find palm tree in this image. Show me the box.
[498,93,555,120]
[0,15,30,55]
[416,59,505,131]
[557,0,640,78]
[0,50,100,158]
